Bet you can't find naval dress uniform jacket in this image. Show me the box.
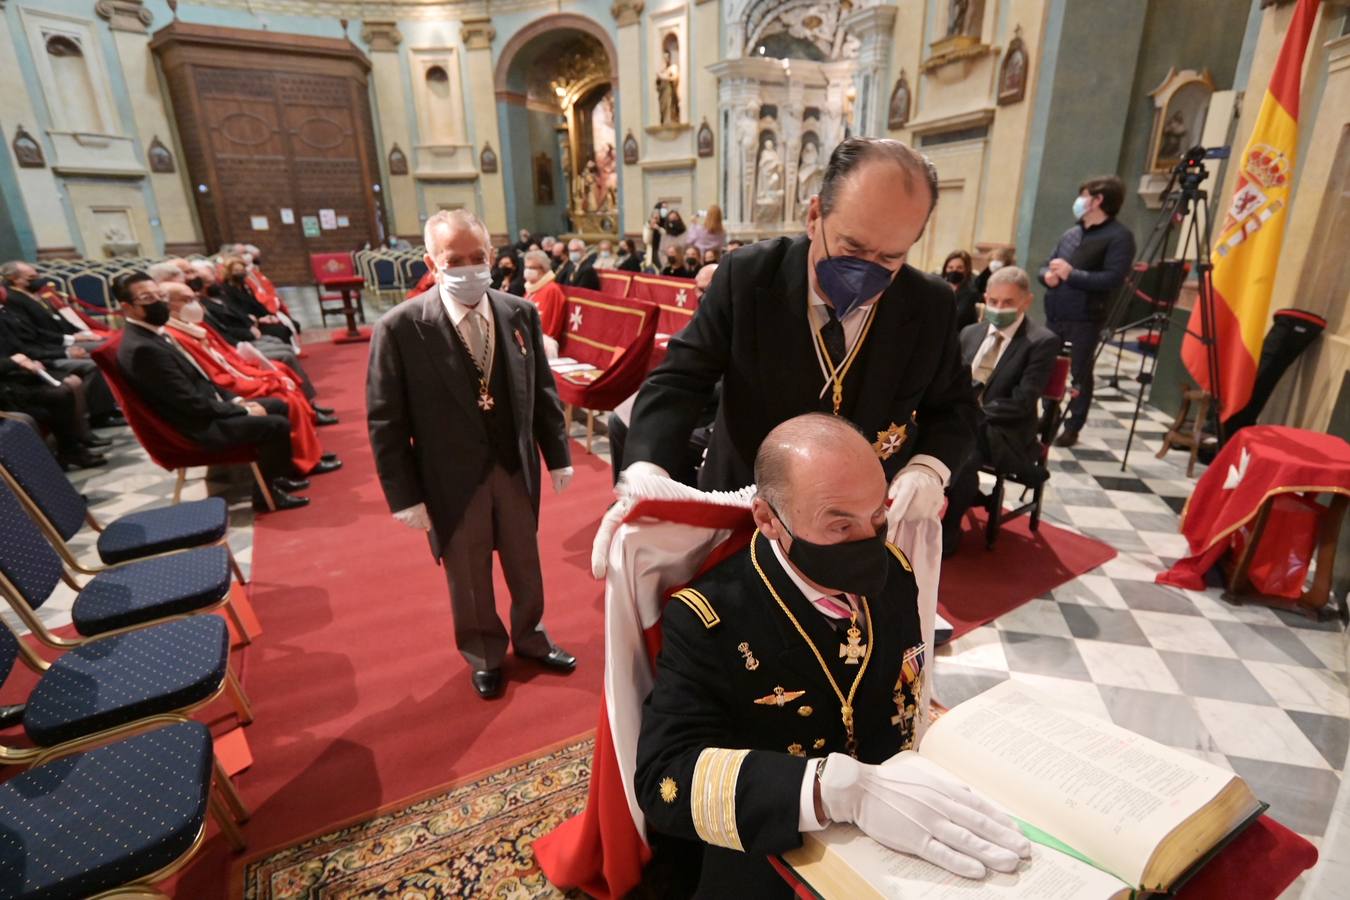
[623,235,978,490]
[635,530,926,896]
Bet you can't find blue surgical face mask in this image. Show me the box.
[1072,195,1091,220]
[569,250,582,264]
[814,224,897,319]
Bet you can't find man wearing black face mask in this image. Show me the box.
[635,415,1029,896]
[114,272,308,512]
[595,138,977,578]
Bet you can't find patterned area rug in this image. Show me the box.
[240,734,593,898]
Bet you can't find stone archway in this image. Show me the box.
[494,15,620,239]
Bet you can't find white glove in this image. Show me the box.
[819,751,1030,879]
[886,464,946,537]
[550,466,574,494]
[590,461,671,579]
[393,502,431,531]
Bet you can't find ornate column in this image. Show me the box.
[840,3,898,138]
[612,0,644,234]
[362,21,419,237]
[460,17,507,237]
[780,75,804,226]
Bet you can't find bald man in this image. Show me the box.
[635,413,1028,895]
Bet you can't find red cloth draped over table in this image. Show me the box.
[629,274,699,340]
[553,289,658,412]
[597,270,633,299]
[533,476,944,899]
[163,320,323,474]
[1158,425,1350,590]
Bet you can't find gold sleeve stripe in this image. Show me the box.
[886,543,913,572]
[673,588,720,629]
[691,747,750,851]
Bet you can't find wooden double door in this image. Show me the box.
[152,22,384,285]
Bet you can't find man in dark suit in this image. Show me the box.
[942,267,1062,553]
[595,138,976,577]
[557,238,601,290]
[113,272,317,512]
[0,261,122,426]
[366,209,577,699]
[635,415,1028,895]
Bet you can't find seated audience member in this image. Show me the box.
[492,252,525,296]
[514,229,534,254]
[522,250,566,343]
[220,255,295,346]
[616,238,643,272]
[558,238,600,289]
[162,282,341,475]
[661,248,692,279]
[113,272,310,512]
[593,240,618,270]
[725,239,745,252]
[241,245,300,337]
[148,260,186,286]
[606,263,720,485]
[941,266,1061,554]
[0,260,123,427]
[549,240,567,272]
[635,414,1030,895]
[1,291,108,469]
[973,246,1016,296]
[943,249,981,332]
[682,248,703,276]
[701,248,720,266]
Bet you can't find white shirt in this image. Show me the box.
[441,287,494,340]
[971,315,1024,376]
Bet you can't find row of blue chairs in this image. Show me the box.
[355,248,427,308]
[0,419,254,898]
[38,256,212,312]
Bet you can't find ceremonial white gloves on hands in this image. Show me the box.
[818,751,1031,879]
[885,461,946,539]
[591,461,672,578]
[551,466,574,494]
[393,502,431,531]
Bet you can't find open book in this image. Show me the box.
[783,681,1263,899]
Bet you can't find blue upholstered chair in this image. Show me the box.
[0,479,250,650]
[0,615,252,758]
[0,720,246,898]
[0,419,246,583]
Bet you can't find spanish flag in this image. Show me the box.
[1182,0,1320,420]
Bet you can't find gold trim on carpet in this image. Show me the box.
[238,733,594,899]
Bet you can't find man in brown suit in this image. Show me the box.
[366,209,577,699]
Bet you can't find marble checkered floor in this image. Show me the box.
[8,307,1346,897]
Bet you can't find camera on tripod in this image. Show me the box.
[1173,145,1231,194]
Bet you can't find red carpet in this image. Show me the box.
[161,339,615,896]
[938,509,1117,641]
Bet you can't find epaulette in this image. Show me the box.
[672,587,720,629]
[886,542,913,572]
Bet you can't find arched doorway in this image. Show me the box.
[495,16,620,240]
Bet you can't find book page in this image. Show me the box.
[919,681,1240,886]
[793,824,1129,900]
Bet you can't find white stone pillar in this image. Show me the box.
[840,4,898,138]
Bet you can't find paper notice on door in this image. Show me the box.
[250,215,269,231]
[336,215,350,228]
[279,207,295,225]
[318,208,338,229]
[302,216,321,238]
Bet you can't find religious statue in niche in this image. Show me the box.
[147,136,175,173]
[11,125,44,168]
[480,143,498,174]
[1146,68,1215,173]
[796,134,824,215]
[697,119,714,158]
[888,71,911,129]
[623,130,639,165]
[753,133,785,226]
[388,144,408,175]
[656,33,681,125]
[997,27,1028,106]
[534,152,554,205]
[947,0,969,36]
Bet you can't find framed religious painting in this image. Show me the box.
[997,27,1028,106]
[1146,68,1215,173]
[388,143,409,175]
[888,71,911,129]
[622,130,639,165]
[480,142,498,174]
[11,125,44,168]
[697,119,714,157]
[147,136,175,173]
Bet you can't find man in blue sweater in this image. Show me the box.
[1038,175,1135,447]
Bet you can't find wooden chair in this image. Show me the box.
[1157,387,1214,477]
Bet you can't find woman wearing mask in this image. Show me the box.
[221,255,295,344]
[682,249,702,277]
[616,238,643,273]
[661,248,691,278]
[593,240,618,271]
[522,249,566,342]
[493,251,526,296]
[942,249,980,332]
[973,246,1016,295]
[685,204,727,259]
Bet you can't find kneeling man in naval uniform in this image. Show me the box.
[635,413,1030,895]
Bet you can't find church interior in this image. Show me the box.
[1,0,1350,897]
